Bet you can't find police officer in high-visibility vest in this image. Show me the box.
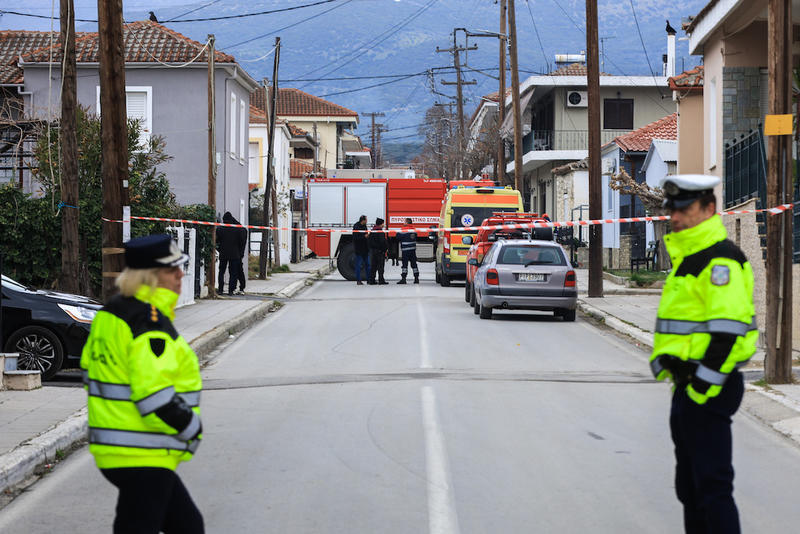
[397,217,419,284]
[650,175,757,534]
[81,234,204,534]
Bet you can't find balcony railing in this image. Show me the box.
[523,130,632,153]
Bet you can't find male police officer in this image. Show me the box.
[650,175,757,534]
[397,217,419,284]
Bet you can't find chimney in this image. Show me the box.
[666,20,677,78]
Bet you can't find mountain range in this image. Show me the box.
[3,0,709,162]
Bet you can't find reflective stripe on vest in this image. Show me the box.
[176,412,201,441]
[88,379,132,401]
[136,386,176,416]
[90,427,195,451]
[695,364,728,385]
[179,391,201,407]
[650,357,665,377]
[655,317,757,336]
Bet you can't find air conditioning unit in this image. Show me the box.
[566,90,588,108]
[602,158,616,175]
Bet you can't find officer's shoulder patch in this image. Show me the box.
[149,338,166,357]
[710,264,730,286]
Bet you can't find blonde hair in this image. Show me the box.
[115,267,160,297]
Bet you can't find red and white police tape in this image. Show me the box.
[103,202,797,235]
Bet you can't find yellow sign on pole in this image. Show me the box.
[764,114,794,136]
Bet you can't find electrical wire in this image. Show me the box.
[238,44,278,63]
[225,0,355,49]
[127,26,211,68]
[163,0,224,22]
[628,0,665,98]
[317,74,420,97]
[526,0,551,73]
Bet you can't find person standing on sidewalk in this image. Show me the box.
[80,234,204,534]
[217,211,244,295]
[368,217,388,285]
[397,218,419,284]
[236,222,248,294]
[353,215,370,285]
[649,175,757,534]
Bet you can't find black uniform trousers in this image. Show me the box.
[670,370,743,534]
[401,250,419,277]
[217,257,241,294]
[369,250,386,282]
[101,467,204,534]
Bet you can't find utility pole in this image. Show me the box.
[498,0,507,185]
[586,0,603,298]
[59,0,79,294]
[765,0,793,383]
[207,34,216,298]
[438,36,477,179]
[375,124,389,168]
[97,0,128,302]
[260,37,281,277]
[507,0,523,191]
[312,122,319,173]
[364,112,384,168]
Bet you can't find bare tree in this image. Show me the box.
[464,113,504,183]
[418,105,458,182]
[609,169,670,270]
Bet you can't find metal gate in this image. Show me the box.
[166,226,196,308]
[724,129,767,209]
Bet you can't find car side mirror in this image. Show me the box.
[468,258,479,266]
[462,236,473,245]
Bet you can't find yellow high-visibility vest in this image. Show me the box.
[650,215,757,404]
[80,286,202,470]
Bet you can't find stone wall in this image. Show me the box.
[722,67,763,144]
[721,198,767,345]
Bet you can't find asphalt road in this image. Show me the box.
[2,265,800,533]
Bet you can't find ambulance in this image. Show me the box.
[435,185,523,286]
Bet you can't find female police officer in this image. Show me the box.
[80,234,204,533]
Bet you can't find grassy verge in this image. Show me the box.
[606,269,667,287]
[247,255,291,278]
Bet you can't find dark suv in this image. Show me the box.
[1,275,101,379]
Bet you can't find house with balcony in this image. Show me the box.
[501,61,677,215]
[684,0,800,349]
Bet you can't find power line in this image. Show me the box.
[526,0,550,73]
[296,0,440,86]
[163,0,224,22]
[224,0,354,49]
[317,74,419,97]
[628,0,665,98]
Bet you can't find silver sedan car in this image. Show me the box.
[470,239,578,321]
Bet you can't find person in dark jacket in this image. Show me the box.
[352,215,370,285]
[217,212,245,295]
[368,218,388,285]
[236,222,248,294]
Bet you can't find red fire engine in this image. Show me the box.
[305,175,447,280]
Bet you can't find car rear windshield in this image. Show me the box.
[452,207,518,231]
[497,245,565,266]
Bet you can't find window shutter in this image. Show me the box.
[249,142,259,183]
[230,94,237,158]
[126,91,149,150]
[240,100,246,163]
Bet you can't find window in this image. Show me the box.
[96,86,152,151]
[294,147,314,159]
[248,142,260,184]
[603,98,633,130]
[230,94,237,158]
[239,100,246,164]
[497,245,565,266]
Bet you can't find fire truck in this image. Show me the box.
[305,175,447,280]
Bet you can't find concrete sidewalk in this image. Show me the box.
[0,258,335,496]
[574,268,800,448]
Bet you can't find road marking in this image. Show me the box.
[421,386,460,534]
[418,298,431,369]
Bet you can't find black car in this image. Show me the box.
[1,275,101,380]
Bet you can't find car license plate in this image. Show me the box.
[517,273,546,282]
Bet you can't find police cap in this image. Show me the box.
[660,174,720,209]
[124,234,190,269]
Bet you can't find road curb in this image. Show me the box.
[0,297,278,497]
[577,299,654,349]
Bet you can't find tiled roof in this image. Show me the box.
[0,31,60,84]
[548,63,611,76]
[251,86,267,114]
[273,87,358,118]
[668,65,703,91]
[290,158,326,178]
[288,123,309,137]
[613,113,678,153]
[22,20,235,64]
[684,1,719,33]
[250,104,268,124]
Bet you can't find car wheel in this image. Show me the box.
[435,270,441,284]
[470,286,477,310]
[336,242,356,281]
[479,301,492,320]
[464,281,471,302]
[560,308,576,322]
[441,272,450,287]
[5,326,65,380]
